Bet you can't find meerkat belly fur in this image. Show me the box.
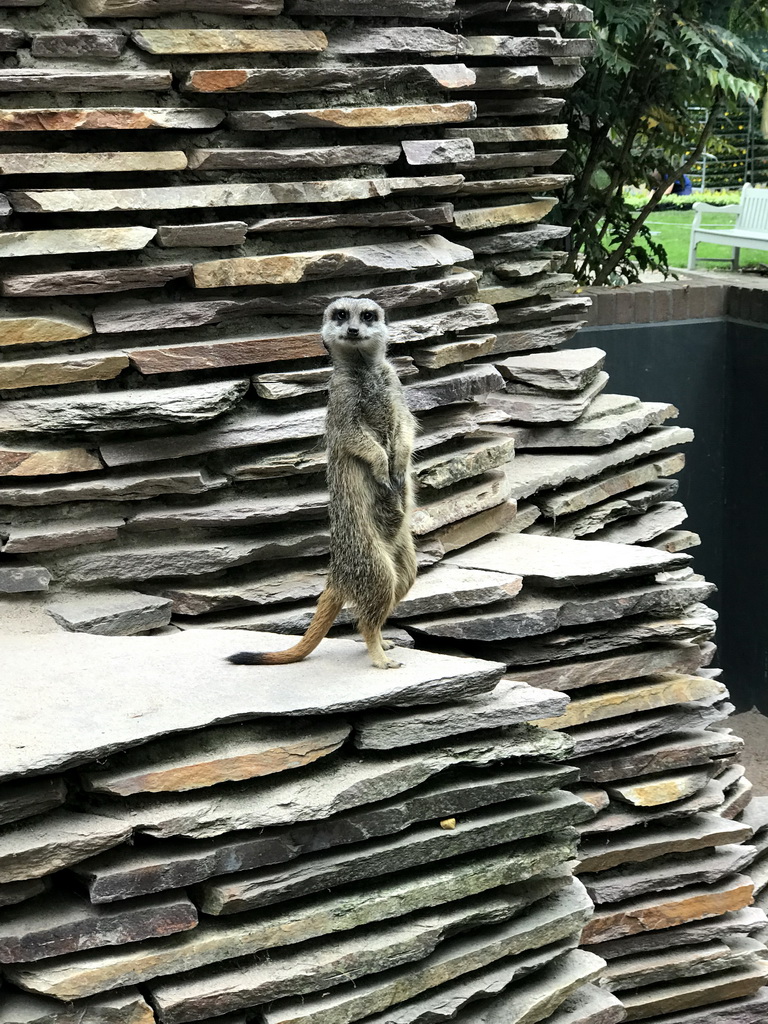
[228,298,418,670]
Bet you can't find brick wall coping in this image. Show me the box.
[582,269,768,327]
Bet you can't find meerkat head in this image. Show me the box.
[322,298,388,363]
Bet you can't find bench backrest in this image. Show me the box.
[737,188,768,233]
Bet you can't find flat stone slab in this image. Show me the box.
[131,28,327,53]
[333,939,577,1024]
[7,842,578,1000]
[594,502,687,544]
[46,590,172,636]
[495,608,716,666]
[511,643,706,692]
[449,948,605,1024]
[621,961,768,1020]
[407,577,712,645]
[581,874,756,946]
[0,809,133,883]
[508,427,693,501]
[81,719,350,795]
[0,988,155,1023]
[581,844,756,904]
[0,878,47,909]
[253,883,593,1024]
[487,372,608,424]
[494,348,606,392]
[198,812,581,914]
[537,674,725,730]
[0,890,197,963]
[0,777,66,827]
[192,235,472,289]
[546,984,625,1024]
[0,467,226,508]
[631,988,768,1024]
[0,151,187,174]
[228,102,476,132]
[0,313,92,347]
[580,772,735,835]
[148,882,589,1024]
[90,727,571,840]
[353,679,567,749]
[578,812,752,873]
[11,176,462,214]
[603,935,764,992]
[585,906,768,960]
[573,728,742,784]
[444,533,687,586]
[1,630,503,780]
[73,765,578,903]
[508,397,678,449]
[0,380,248,435]
[539,453,686,518]
[608,765,716,807]
[535,480,681,540]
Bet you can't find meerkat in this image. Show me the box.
[227,297,418,670]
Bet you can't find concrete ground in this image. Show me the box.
[5,594,768,795]
[732,710,768,797]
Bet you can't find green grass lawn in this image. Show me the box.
[644,209,768,269]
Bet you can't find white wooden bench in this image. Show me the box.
[687,184,768,269]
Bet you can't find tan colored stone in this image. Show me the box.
[608,767,715,808]
[192,236,471,289]
[0,447,102,477]
[453,199,558,231]
[132,29,327,53]
[0,108,223,132]
[0,152,187,174]
[0,314,91,347]
[582,876,756,945]
[81,720,351,795]
[0,353,128,390]
[537,673,725,730]
[229,102,477,131]
[0,227,155,259]
[571,785,610,813]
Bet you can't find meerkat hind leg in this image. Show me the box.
[359,622,402,669]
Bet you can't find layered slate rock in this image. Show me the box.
[1,630,504,778]
[0,2,762,1023]
[0,626,597,1024]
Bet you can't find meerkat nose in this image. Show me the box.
[347,327,360,338]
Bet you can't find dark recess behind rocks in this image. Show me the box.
[575,316,768,712]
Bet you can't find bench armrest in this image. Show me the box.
[691,200,741,230]
[692,202,742,213]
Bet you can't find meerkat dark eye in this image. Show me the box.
[362,310,377,322]
[334,309,348,322]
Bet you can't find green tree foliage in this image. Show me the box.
[561,0,768,284]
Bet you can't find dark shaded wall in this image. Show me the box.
[575,318,768,712]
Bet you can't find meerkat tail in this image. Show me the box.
[226,588,344,666]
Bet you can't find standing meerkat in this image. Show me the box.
[228,297,418,670]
